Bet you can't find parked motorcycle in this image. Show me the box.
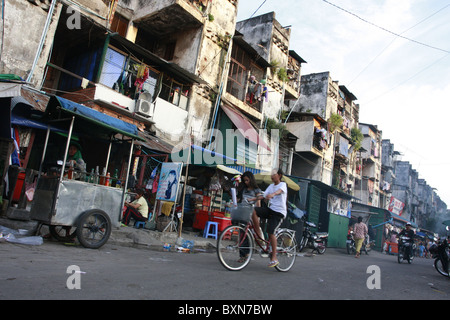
[346,232,372,255]
[430,237,449,278]
[298,218,328,254]
[397,236,415,264]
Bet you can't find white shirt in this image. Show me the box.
[264,182,287,217]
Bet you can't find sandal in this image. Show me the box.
[268,260,279,268]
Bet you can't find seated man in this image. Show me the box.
[122,189,149,226]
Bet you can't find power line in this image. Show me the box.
[364,52,450,105]
[349,3,450,85]
[321,0,450,54]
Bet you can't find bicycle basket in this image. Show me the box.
[230,203,253,222]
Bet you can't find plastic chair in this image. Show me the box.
[203,221,219,240]
[134,221,146,229]
[134,212,152,229]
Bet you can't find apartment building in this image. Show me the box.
[354,123,382,207]
[287,72,359,190]
[218,11,305,172]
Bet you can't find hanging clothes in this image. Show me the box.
[135,65,149,91]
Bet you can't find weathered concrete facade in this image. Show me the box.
[0,0,62,86]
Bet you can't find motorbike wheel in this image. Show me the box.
[409,245,416,263]
[398,248,404,263]
[298,238,307,252]
[434,258,450,278]
[317,244,326,254]
[347,243,355,255]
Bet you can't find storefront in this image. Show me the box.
[351,202,390,251]
[286,176,353,248]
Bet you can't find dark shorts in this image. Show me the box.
[254,207,284,235]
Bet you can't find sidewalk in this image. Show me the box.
[0,216,216,251]
[109,225,217,252]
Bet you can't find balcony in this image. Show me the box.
[132,0,208,37]
[285,114,328,157]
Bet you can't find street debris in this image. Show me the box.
[0,225,43,246]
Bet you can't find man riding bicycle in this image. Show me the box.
[247,169,287,268]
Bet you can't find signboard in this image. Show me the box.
[156,162,183,202]
[327,193,351,218]
[388,196,405,216]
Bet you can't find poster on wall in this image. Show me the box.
[327,194,351,218]
[156,162,183,202]
[389,196,405,216]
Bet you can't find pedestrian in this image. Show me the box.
[353,216,368,258]
[418,242,425,258]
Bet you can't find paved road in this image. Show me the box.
[0,240,449,301]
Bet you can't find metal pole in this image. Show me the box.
[37,125,51,181]
[59,116,75,186]
[26,0,58,83]
[178,144,192,238]
[119,139,135,222]
[105,137,113,172]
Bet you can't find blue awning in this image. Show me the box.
[48,96,142,140]
[11,115,66,133]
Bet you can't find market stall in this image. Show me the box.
[186,165,242,235]
[29,96,144,248]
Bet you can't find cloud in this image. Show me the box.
[236,0,450,204]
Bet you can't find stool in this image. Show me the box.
[203,221,219,240]
[134,221,146,229]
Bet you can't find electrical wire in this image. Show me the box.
[349,3,450,85]
[364,52,450,105]
[321,0,450,54]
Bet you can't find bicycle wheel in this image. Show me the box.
[217,225,254,271]
[275,230,297,272]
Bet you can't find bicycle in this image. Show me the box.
[216,203,297,272]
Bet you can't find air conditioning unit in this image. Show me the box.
[135,92,153,118]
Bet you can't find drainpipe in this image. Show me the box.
[26,0,58,84]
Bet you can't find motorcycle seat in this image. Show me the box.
[315,232,328,238]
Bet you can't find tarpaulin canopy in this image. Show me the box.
[11,114,66,133]
[254,173,300,191]
[221,105,271,151]
[46,96,142,140]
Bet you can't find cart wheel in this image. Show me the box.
[76,209,111,249]
[49,225,77,242]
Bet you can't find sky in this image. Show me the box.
[237,0,450,206]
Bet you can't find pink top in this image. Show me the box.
[353,222,368,239]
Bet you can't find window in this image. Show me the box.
[159,74,191,110]
[226,45,264,112]
[99,47,127,88]
[98,47,160,100]
[110,14,129,38]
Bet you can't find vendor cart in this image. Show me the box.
[30,96,143,249]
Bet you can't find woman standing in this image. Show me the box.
[353,216,368,258]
